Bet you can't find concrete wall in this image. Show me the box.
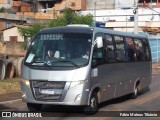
[82,8,160,22]
[0,13,30,21]
[86,0,115,10]
[0,22,5,31]
[149,38,160,63]
[0,0,8,4]
[54,0,86,11]
[115,0,134,9]
[3,27,24,42]
[0,0,12,8]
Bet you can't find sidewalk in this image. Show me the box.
[152,62,160,69]
[0,92,21,102]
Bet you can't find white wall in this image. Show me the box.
[0,0,12,9]
[3,27,24,42]
[115,0,135,9]
[82,8,160,22]
[86,0,115,9]
[86,0,138,10]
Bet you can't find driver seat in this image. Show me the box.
[54,51,60,58]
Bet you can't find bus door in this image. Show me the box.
[91,33,116,102]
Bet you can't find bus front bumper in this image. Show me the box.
[21,81,89,106]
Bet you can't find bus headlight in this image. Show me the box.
[22,79,30,87]
[69,80,87,89]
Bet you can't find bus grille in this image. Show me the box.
[31,81,66,101]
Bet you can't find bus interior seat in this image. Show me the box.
[54,51,60,58]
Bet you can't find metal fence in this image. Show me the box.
[149,38,160,63]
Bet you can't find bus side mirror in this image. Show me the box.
[96,37,103,48]
[26,37,31,49]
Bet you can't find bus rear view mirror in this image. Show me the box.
[26,37,31,49]
[96,37,103,48]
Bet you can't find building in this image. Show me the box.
[0,0,12,9]
[86,0,136,10]
[10,0,31,13]
[82,0,160,32]
[86,0,115,10]
[38,0,86,11]
[2,26,24,42]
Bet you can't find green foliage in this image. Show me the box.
[18,23,44,49]
[18,9,93,49]
[18,23,44,39]
[48,9,93,27]
[72,14,93,25]
[0,7,5,13]
[48,16,66,27]
[63,9,75,24]
[19,42,27,50]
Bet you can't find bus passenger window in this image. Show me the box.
[104,34,115,63]
[134,39,145,61]
[141,39,151,61]
[114,36,127,62]
[92,43,104,66]
[125,37,136,61]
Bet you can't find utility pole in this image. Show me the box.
[94,0,96,27]
[125,10,128,32]
[133,0,139,34]
[33,0,37,23]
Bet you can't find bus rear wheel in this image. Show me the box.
[131,83,140,99]
[84,92,98,115]
[27,103,42,111]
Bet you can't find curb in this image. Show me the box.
[0,99,21,104]
[152,66,160,69]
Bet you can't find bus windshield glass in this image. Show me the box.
[24,33,92,68]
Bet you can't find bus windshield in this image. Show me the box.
[24,33,92,69]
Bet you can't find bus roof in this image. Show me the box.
[94,27,148,39]
[39,26,94,34]
[39,26,147,39]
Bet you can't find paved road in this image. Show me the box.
[0,71,160,120]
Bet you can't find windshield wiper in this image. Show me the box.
[27,60,80,68]
[57,60,80,68]
[28,61,54,69]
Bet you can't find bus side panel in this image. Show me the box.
[90,64,116,102]
[135,61,152,90]
[101,83,116,102]
[90,61,151,102]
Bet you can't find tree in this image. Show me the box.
[0,7,5,13]
[18,9,93,48]
[18,23,44,49]
[72,14,93,25]
[48,9,93,27]
[18,23,43,38]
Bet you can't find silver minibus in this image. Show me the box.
[21,26,152,114]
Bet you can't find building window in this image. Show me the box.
[10,36,18,42]
[6,22,11,29]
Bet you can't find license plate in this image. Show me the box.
[41,89,55,95]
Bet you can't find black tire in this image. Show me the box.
[27,103,42,111]
[0,62,6,80]
[84,92,99,115]
[131,83,139,99]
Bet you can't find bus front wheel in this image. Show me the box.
[27,103,42,111]
[84,92,98,115]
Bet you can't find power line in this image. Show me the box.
[147,6,160,14]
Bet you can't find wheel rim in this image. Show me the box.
[134,86,138,96]
[90,97,97,109]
